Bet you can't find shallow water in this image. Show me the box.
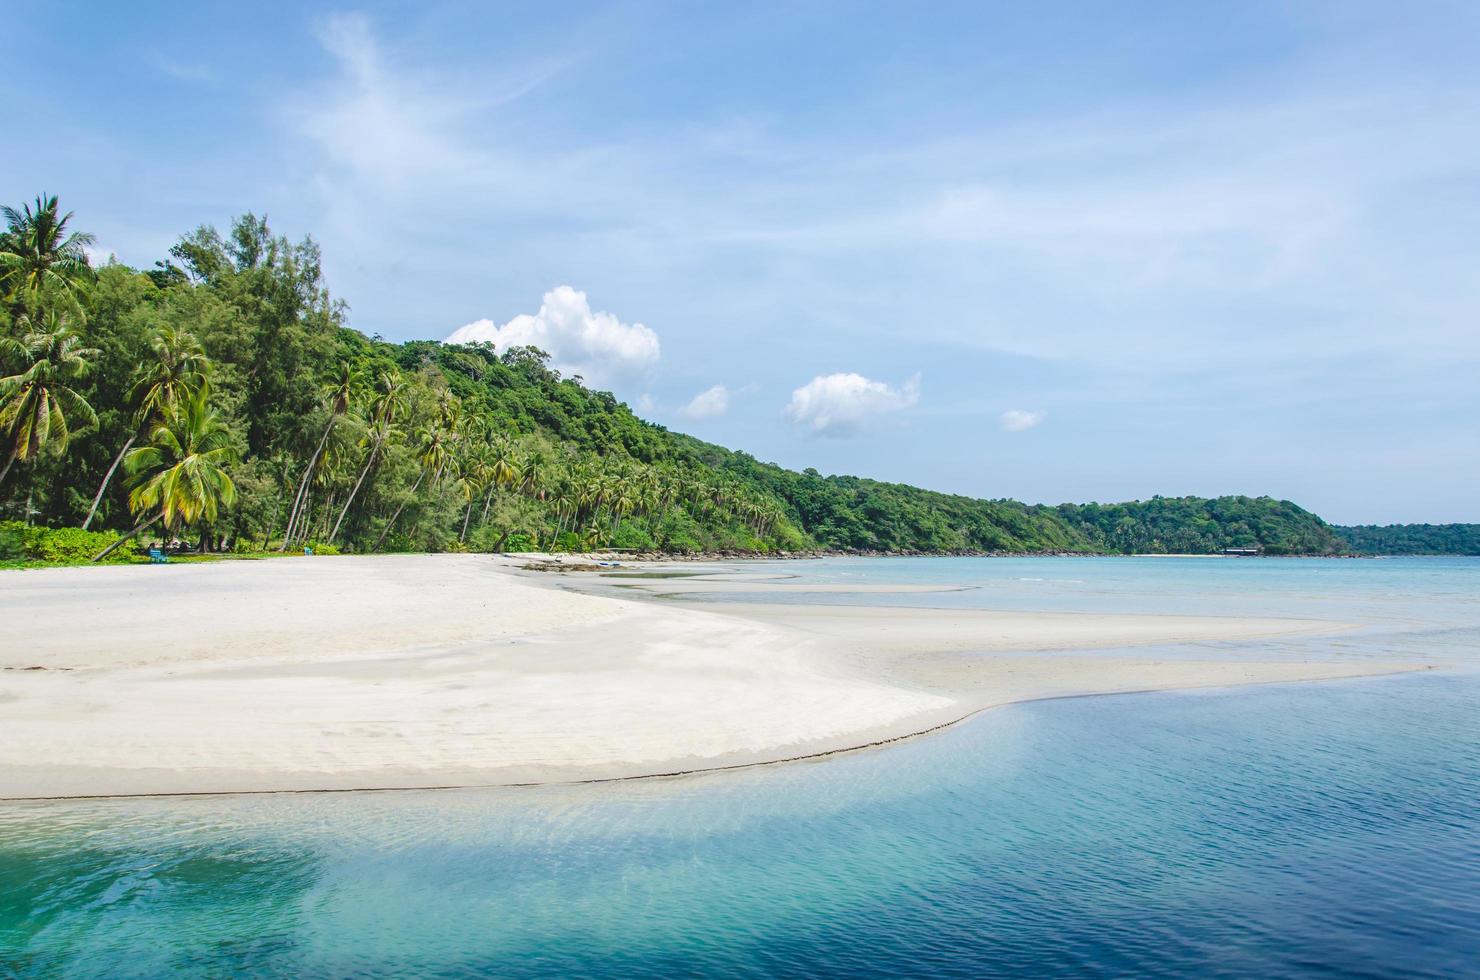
[4,557,1479,977]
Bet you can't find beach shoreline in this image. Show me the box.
[1,554,1428,800]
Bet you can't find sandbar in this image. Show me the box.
[0,554,1424,799]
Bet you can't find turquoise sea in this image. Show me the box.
[4,557,1479,977]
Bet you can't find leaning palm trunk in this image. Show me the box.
[373,468,426,551]
[316,492,337,543]
[279,462,311,549]
[480,484,497,524]
[261,496,284,551]
[328,441,382,544]
[302,489,317,545]
[280,419,335,551]
[82,435,136,530]
[91,513,163,562]
[460,498,474,542]
[0,446,18,486]
[291,487,313,548]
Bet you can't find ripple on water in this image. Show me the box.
[2,671,1477,978]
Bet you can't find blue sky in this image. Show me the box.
[8,1,1480,523]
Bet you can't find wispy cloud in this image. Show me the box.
[283,14,1480,374]
[1000,409,1045,432]
[148,51,219,84]
[287,9,592,240]
[292,12,485,186]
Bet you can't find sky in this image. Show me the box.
[7,0,1479,524]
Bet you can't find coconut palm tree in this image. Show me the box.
[548,481,578,543]
[609,478,637,535]
[302,421,356,544]
[489,436,520,486]
[281,363,359,549]
[373,424,448,551]
[327,370,407,545]
[420,391,463,490]
[371,369,408,428]
[418,423,455,486]
[519,447,547,500]
[455,460,483,542]
[82,326,209,529]
[92,392,237,561]
[0,195,96,309]
[0,311,98,486]
[127,326,210,419]
[328,415,396,544]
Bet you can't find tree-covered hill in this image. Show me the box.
[1056,496,1346,556]
[0,198,1466,559]
[1334,524,1480,556]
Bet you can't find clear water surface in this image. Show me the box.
[3,557,1478,978]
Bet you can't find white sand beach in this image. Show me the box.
[0,554,1424,799]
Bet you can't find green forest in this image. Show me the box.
[1334,524,1480,556]
[1,196,1472,563]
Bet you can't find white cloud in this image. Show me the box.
[445,286,660,388]
[680,384,729,419]
[83,245,116,267]
[1000,409,1045,432]
[785,373,919,437]
[148,51,219,84]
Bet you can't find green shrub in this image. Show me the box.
[0,521,24,561]
[502,531,538,552]
[0,521,122,563]
[654,512,704,553]
[550,531,584,552]
[610,522,656,551]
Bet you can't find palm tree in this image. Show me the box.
[327,370,406,545]
[457,444,496,541]
[455,461,483,542]
[519,447,547,500]
[430,392,463,487]
[370,369,408,428]
[92,393,237,561]
[373,424,448,551]
[82,326,209,529]
[550,484,578,543]
[418,423,455,486]
[489,436,520,487]
[473,434,521,523]
[127,326,210,418]
[328,417,391,545]
[281,364,358,549]
[0,311,98,486]
[609,478,637,535]
[0,195,96,308]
